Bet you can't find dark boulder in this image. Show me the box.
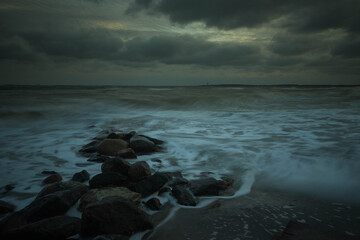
[79,140,100,153]
[37,181,88,199]
[128,161,151,182]
[89,173,127,189]
[138,135,164,145]
[165,171,188,187]
[107,132,120,139]
[171,185,196,206]
[95,139,129,156]
[129,135,155,153]
[1,215,80,240]
[101,158,131,176]
[121,131,137,143]
[145,198,162,211]
[0,200,15,214]
[117,148,137,159]
[189,177,222,196]
[80,197,153,237]
[127,172,169,197]
[79,187,141,211]
[42,173,62,185]
[72,170,90,182]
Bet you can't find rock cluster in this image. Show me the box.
[0,130,233,239]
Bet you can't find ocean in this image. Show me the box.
[0,86,360,210]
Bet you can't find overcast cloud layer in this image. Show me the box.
[0,0,359,85]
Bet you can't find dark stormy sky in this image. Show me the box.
[0,0,359,85]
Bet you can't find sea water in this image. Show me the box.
[0,86,359,210]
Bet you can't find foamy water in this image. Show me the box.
[0,86,359,210]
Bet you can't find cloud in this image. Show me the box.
[131,0,360,33]
[331,35,360,58]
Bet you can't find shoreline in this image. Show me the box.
[146,185,360,240]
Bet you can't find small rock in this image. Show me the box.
[1,215,81,240]
[96,139,129,156]
[72,170,90,183]
[101,158,131,176]
[171,185,196,206]
[80,197,153,237]
[129,135,155,154]
[42,173,62,185]
[117,148,137,159]
[41,170,58,175]
[127,172,170,197]
[89,173,127,189]
[128,161,151,182]
[145,198,162,210]
[0,200,16,214]
[79,187,141,211]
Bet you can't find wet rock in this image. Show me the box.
[1,215,80,240]
[165,171,188,187]
[127,172,169,197]
[171,185,196,206]
[101,158,131,176]
[189,177,222,196]
[218,176,234,190]
[37,181,88,199]
[158,187,171,195]
[117,148,137,159]
[129,135,155,153]
[1,187,87,231]
[88,156,111,163]
[79,187,141,211]
[0,200,16,214]
[80,140,100,153]
[41,170,58,175]
[145,198,162,210]
[138,135,164,145]
[72,170,90,183]
[81,197,153,237]
[121,131,137,143]
[93,234,129,240]
[42,173,62,185]
[95,139,129,156]
[107,132,120,139]
[128,161,151,182]
[89,172,127,189]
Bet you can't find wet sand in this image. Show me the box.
[147,186,360,240]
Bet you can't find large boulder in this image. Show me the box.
[0,200,16,214]
[117,149,137,159]
[127,161,151,182]
[129,135,155,153]
[101,158,131,176]
[1,186,87,231]
[189,177,222,196]
[79,187,141,211]
[95,139,128,156]
[80,197,153,237]
[89,173,127,189]
[71,170,90,183]
[1,216,80,240]
[171,185,196,206]
[37,181,88,199]
[79,140,100,153]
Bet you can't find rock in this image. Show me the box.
[93,234,129,240]
[72,170,90,182]
[1,186,88,231]
[218,176,234,190]
[117,148,137,159]
[171,185,196,206]
[0,200,16,214]
[189,177,222,196]
[41,170,58,175]
[37,181,88,199]
[165,171,188,187]
[138,135,164,145]
[145,198,162,210]
[158,187,171,195]
[79,187,141,211]
[95,139,129,156]
[121,131,137,143]
[129,135,155,153]
[107,133,120,139]
[101,158,131,176]
[89,172,127,189]
[42,173,62,185]
[88,156,111,163]
[128,161,151,182]
[81,197,153,237]
[94,134,108,140]
[79,140,100,153]
[1,215,80,240]
[127,172,170,197]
